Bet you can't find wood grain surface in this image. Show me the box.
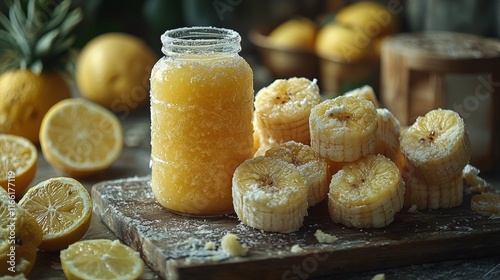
[92,176,500,280]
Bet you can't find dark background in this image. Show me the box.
[2,0,498,55]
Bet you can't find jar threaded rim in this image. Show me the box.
[161,26,241,56]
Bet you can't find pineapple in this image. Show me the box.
[0,0,83,143]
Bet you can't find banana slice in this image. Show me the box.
[328,155,405,228]
[343,85,379,108]
[254,77,321,147]
[309,96,378,162]
[470,192,500,217]
[232,156,309,233]
[265,141,329,207]
[403,171,463,210]
[375,108,405,171]
[400,108,471,185]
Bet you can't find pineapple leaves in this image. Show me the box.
[0,9,14,34]
[35,28,59,57]
[60,9,84,37]
[45,0,72,32]
[25,0,36,30]
[30,59,43,74]
[0,0,84,74]
[0,30,20,73]
[10,0,27,36]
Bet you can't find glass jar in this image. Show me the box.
[150,27,254,216]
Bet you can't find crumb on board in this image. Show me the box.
[408,204,418,213]
[314,229,338,244]
[220,233,248,257]
[204,241,216,250]
[371,273,385,280]
[290,244,304,253]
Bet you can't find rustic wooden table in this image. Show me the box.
[25,103,500,280]
[23,56,500,279]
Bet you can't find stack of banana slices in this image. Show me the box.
[253,77,322,156]
[400,109,471,210]
[233,141,329,233]
[234,78,488,233]
[308,87,405,229]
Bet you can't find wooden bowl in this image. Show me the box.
[249,23,380,97]
[248,25,319,81]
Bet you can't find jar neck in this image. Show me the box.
[161,27,242,58]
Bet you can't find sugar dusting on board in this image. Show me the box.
[91,176,500,279]
[93,177,341,260]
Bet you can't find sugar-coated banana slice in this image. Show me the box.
[309,96,378,163]
[470,192,500,217]
[254,77,321,149]
[232,156,308,233]
[400,108,471,185]
[343,85,379,108]
[328,155,405,228]
[265,141,329,207]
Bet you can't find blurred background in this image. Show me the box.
[1,0,499,171]
[2,0,498,55]
[5,0,495,93]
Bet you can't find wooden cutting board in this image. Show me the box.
[91,176,500,280]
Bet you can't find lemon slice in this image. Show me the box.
[0,134,38,198]
[39,98,123,177]
[0,187,43,276]
[60,239,144,280]
[18,177,92,251]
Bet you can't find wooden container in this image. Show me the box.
[248,24,379,97]
[249,26,319,80]
[380,32,500,172]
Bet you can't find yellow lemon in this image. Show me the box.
[0,70,71,144]
[0,188,43,276]
[335,1,400,38]
[316,23,375,62]
[60,239,144,280]
[0,134,38,199]
[268,17,317,50]
[76,33,157,115]
[39,98,123,177]
[18,177,92,251]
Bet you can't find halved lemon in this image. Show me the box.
[0,134,38,198]
[39,98,123,177]
[0,187,43,276]
[18,177,92,251]
[60,239,144,280]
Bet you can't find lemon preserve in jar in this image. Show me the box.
[150,27,254,216]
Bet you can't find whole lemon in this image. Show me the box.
[335,1,400,38]
[316,23,375,62]
[0,69,71,144]
[268,17,317,50]
[76,33,157,116]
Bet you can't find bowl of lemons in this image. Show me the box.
[249,1,401,97]
[249,16,319,80]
